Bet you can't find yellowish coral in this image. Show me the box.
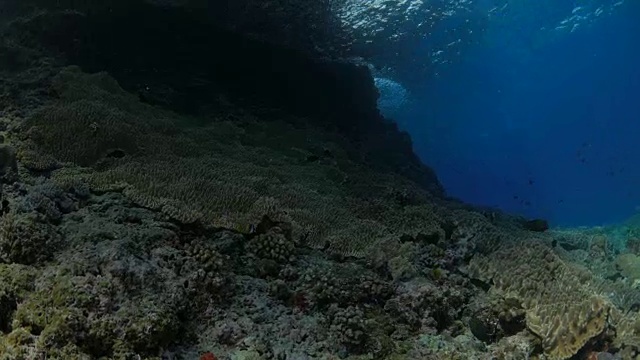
[526,297,608,359]
[617,253,640,286]
[610,307,640,352]
[469,241,611,359]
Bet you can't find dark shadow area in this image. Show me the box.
[12,2,376,135]
[4,0,443,194]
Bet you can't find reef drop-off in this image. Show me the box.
[1,2,640,360]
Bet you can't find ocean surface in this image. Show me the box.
[380,0,640,227]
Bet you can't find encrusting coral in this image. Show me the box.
[467,239,640,359]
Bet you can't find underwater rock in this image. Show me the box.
[0,145,17,177]
[489,332,538,359]
[3,5,640,358]
[522,218,549,232]
[294,264,394,310]
[5,4,444,197]
[469,308,501,344]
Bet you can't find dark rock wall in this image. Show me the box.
[2,0,444,196]
[9,0,349,57]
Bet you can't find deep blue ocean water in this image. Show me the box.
[388,1,640,227]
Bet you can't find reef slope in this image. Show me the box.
[0,6,640,360]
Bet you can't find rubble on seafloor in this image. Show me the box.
[1,9,640,360]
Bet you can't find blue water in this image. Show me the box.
[392,2,640,227]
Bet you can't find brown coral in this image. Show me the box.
[616,253,640,286]
[0,211,61,265]
[469,241,611,359]
[247,227,296,263]
[526,296,608,359]
[16,66,475,263]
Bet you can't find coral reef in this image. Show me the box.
[14,66,451,263]
[616,253,640,286]
[470,242,600,358]
[468,237,640,359]
[0,58,474,358]
[2,12,640,359]
[4,4,445,197]
[0,211,61,264]
[327,305,368,352]
[247,228,296,264]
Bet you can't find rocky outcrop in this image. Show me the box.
[2,2,444,195]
